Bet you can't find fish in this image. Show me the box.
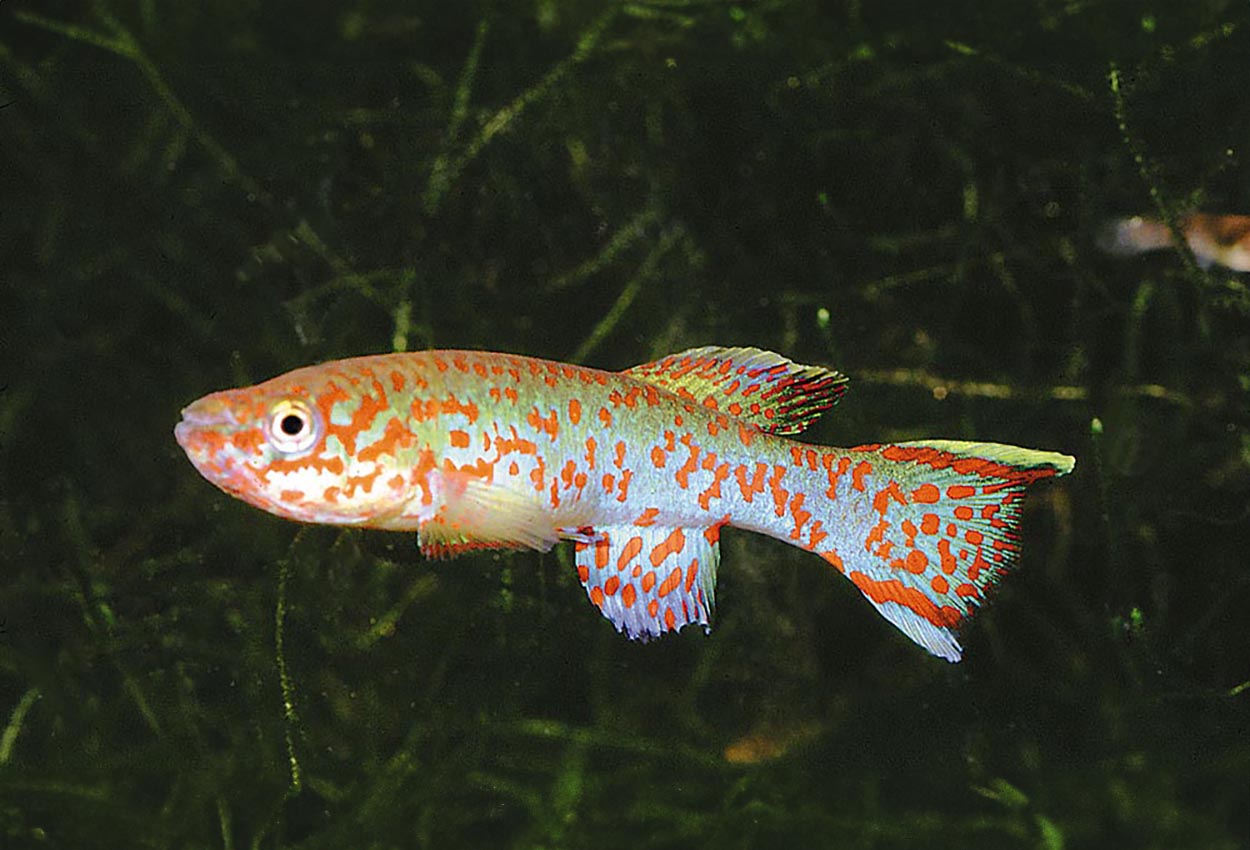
[1098,213,1250,271]
[174,346,1074,662]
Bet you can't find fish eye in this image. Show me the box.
[266,399,320,454]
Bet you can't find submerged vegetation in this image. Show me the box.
[2,1,1248,847]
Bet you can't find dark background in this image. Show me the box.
[2,1,1248,848]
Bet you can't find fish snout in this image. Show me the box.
[174,396,238,453]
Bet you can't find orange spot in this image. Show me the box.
[675,442,701,490]
[356,416,416,463]
[568,398,582,425]
[621,583,637,608]
[634,508,660,527]
[697,462,730,511]
[905,550,929,574]
[390,370,405,392]
[954,505,974,521]
[849,570,961,629]
[738,423,755,447]
[527,407,560,441]
[618,535,644,570]
[921,513,940,535]
[821,549,845,573]
[937,539,957,574]
[650,527,686,566]
[590,587,604,608]
[820,454,852,500]
[685,559,699,592]
[642,571,657,592]
[788,492,811,540]
[613,441,626,469]
[509,461,519,476]
[806,520,828,550]
[912,483,940,504]
[449,429,470,448]
[604,576,620,597]
[946,484,976,499]
[664,608,677,630]
[658,567,683,598]
[872,481,907,515]
[965,529,984,546]
[768,465,789,517]
[279,489,304,503]
[931,575,949,595]
[602,473,615,493]
[852,461,874,491]
[735,462,768,502]
[585,437,597,469]
[651,446,668,468]
[616,469,633,502]
[594,535,610,568]
[864,519,888,550]
[647,599,659,618]
[598,407,612,427]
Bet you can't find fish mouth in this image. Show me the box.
[174,397,238,453]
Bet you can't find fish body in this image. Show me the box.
[175,346,1074,661]
[1098,213,1250,271]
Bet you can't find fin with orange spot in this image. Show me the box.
[625,346,848,435]
[572,523,721,639]
[841,440,1074,661]
[415,469,562,558]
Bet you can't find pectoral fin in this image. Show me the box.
[416,469,561,558]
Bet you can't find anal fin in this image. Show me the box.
[573,523,722,639]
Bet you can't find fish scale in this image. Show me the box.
[175,346,1075,661]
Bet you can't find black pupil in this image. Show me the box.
[279,413,305,436]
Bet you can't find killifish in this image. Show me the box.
[175,347,1074,661]
[1098,213,1250,271]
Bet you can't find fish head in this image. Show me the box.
[175,368,414,527]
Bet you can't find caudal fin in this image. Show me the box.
[1096,216,1175,256]
[832,440,1074,662]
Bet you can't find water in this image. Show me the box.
[2,2,1247,848]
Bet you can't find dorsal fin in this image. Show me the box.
[624,346,849,435]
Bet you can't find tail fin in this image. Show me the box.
[837,441,1074,662]
[1096,216,1175,256]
